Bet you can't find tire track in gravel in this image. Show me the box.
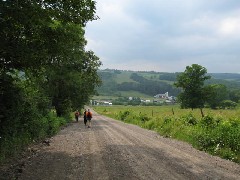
[81,127,109,180]
[91,116,139,179]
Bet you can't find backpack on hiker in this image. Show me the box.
[86,111,92,120]
[75,111,80,117]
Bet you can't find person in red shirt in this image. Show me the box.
[86,109,92,128]
[75,110,80,122]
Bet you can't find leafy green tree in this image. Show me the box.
[48,64,101,117]
[174,64,211,117]
[0,0,101,161]
[0,0,98,71]
[0,71,50,154]
[205,84,228,109]
[220,100,237,109]
[229,89,240,103]
[43,25,102,116]
[1,0,101,116]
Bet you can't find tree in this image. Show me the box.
[229,89,240,103]
[205,84,228,109]
[0,0,101,161]
[220,100,237,109]
[174,64,211,117]
[46,55,101,116]
[1,0,101,116]
[0,0,98,71]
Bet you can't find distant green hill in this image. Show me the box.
[209,73,240,82]
[96,69,240,99]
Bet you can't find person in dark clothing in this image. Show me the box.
[83,109,87,126]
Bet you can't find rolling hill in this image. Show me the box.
[95,69,240,100]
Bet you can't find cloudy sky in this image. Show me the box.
[85,0,240,73]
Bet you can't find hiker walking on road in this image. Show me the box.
[75,110,80,122]
[86,109,92,128]
[83,109,87,126]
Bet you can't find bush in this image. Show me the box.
[138,113,151,122]
[144,120,157,130]
[181,113,198,125]
[0,111,68,163]
[118,110,131,121]
[47,113,67,136]
[220,100,237,109]
[200,115,219,128]
[194,116,240,162]
[163,116,172,124]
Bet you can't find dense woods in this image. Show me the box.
[0,0,101,161]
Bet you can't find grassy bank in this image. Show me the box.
[0,111,70,163]
[93,105,240,163]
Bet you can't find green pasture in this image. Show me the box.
[141,73,160,80]
[93,105,240,163]
[114,72,135,84]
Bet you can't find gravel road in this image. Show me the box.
[1,110,240,180]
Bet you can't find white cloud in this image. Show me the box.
[218,17,240,37]
[85,0,240,73]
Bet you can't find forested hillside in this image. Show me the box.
[97,69,240,98]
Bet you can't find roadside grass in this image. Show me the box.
[93,105,240,163]
[0,111,70,163]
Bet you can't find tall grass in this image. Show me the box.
[93,105,240,163]
[0,112,69,163]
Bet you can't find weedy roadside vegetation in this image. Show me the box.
[0,111,70,163]
[94,105,240,163]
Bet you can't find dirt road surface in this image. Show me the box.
[1,110,240,180]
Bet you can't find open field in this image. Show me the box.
[93,105,240,163]
[93,105,240,119]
